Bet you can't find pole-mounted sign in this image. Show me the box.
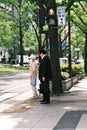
[57,6,66,26]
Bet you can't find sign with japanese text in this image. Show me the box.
[57,6,66,26]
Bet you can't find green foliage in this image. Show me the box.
[23,31,38,53]
[72,63,83,76]
[0,0,39,51]
[0,64,28,74]
[71,26,85,58]
[61,71,69,80]
[0,21,17,48]
[61,63,68,73]
[60,63,84,80]
[71,1,87,33]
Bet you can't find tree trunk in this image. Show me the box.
[68,4,72,78]
[48,0,63,94]
[19,18,23,66]
[37,0,63,94]
[49,28,63,93]
[19,0,23,66]
[84,33,87,74]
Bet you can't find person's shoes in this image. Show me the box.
[40,100,44,103]
[40,101,50,104]
[33,95,38,99]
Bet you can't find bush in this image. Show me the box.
[60,63,68,72]
[60,63,84,79]
[61,72,69,80]
[72,64,84,76]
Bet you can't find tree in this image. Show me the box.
[71,26,85,59]
[71,1,87,73]
[0,0,38,65]
[0,22,16,48]
[0,4,17,49]
[23,31,38,54]
[0,0,86,94]
[29,0,87,94]
[28,0,64,94]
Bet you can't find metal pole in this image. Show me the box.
[68,0,72,86]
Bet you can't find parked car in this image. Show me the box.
[75,59,84,64]
[59,57,68,64]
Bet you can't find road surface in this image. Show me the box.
[0,71,39,112]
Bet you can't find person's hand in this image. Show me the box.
[42,77,45,81]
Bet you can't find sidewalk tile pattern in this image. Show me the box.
[53,110,87,130]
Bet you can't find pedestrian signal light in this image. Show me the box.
[48,8,56,27]
[49,8,55,15]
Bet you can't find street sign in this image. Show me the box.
[75,48,80,51]
[57,6,66,26]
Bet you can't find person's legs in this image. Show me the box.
[43,91,50,102]
[30,75,37,98]
[32,86,37,97]
[40,82,50,104]
[40,93,50,104]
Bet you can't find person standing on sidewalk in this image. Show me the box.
[39,50,52,104]
[29,54,38,98]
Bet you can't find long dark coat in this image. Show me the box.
[39,55,52,82]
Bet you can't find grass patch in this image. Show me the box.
[0,64,29,74]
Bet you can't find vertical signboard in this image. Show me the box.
[57,6,66,26]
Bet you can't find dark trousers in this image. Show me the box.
[43,91,50,102]
[40,80,50,102]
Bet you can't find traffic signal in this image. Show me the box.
[47,8,56,27]
[49,8,55,15]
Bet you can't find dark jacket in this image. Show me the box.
[39,55,52,81]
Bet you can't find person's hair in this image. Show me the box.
[29,54,36,59]
[39,49,46,54]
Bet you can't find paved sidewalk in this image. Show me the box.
[0,77,87,130]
